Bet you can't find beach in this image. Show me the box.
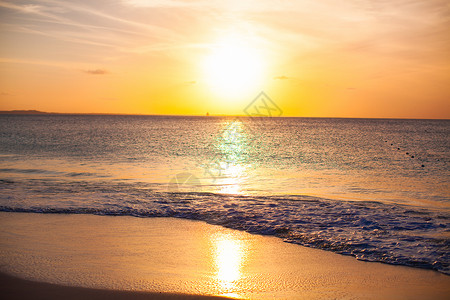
[0,272,231,300]
[1,212,449,299]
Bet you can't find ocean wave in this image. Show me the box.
[0,168,100,178]
[1,182,448,275]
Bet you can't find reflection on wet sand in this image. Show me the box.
[213,233,244,295]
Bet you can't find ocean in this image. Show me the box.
[0,114,449,274]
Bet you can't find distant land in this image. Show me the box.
[0,110,53,114]
[0,110,205,117]
[0,110,188,116]
[0,110,138,115]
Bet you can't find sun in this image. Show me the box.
[202,39,265,100]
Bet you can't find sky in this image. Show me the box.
[0,0,449,118]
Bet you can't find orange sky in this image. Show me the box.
[0,0,449,118]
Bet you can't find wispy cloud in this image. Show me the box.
[83,69,109,75]
[0,0,183,60]
[0,1,41,13]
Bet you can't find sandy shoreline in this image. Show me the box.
[1,212,449,299]
[0,271,230,300]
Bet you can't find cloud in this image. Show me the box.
[273,75,290,80]
[124,0,195,8]
[184,80,196,84]
[1,92,11,96]
[83,69,109,75]
[0,2,40,13]
[0,0,177,57]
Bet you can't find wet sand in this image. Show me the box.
[0,272,231,300]
[0,212,449,299]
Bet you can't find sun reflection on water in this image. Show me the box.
[217,119,252,164]
[218,164,247,195]
[213,119,253,195]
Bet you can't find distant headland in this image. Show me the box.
[0,110,52,114]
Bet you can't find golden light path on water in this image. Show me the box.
[208,119,246,297]
[215,119,252,195]
[208,120,250,297]
[218,164,246,195]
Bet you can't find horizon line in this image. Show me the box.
[0,110,448,121]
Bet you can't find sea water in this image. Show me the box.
[0,115,448,273]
